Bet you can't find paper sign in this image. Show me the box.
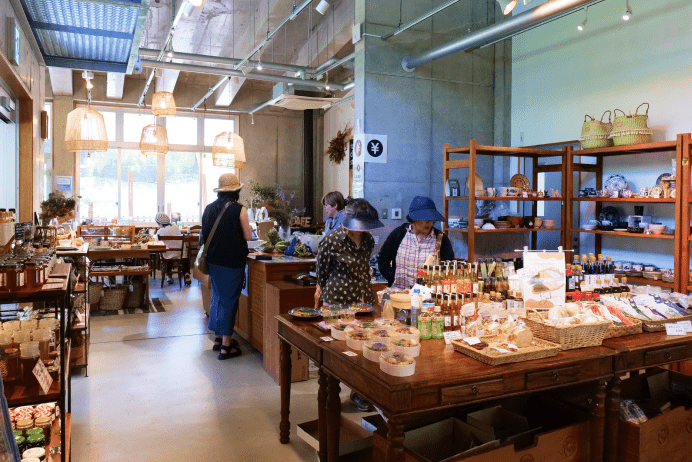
[342,351,358,356]
[443,331,463,345]
[32,359,53,395]
[522,250,566,310]
[320,336,335,342]
[665,322,688,336]
[464,337,481,346]
[679,320,692,333]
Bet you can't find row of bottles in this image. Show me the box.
[565,253,630,297]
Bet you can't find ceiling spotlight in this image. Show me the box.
[315,0,330,15]
[325,73,330,90]
[181,1,195,16]
[86,80,93,89]
[256,48,263,71]
[188,0,205,7]
[623,0,632,20]
[496,0,517,15]
[251,114,255,125]
[578,6,588,30]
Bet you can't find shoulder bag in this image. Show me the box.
[195,202,232,275]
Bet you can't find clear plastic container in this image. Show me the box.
[3,320,20,332]
[5,348,19,382]
[21,319,38,331]
[12,330,31,350]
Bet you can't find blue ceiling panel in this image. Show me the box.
[23,0,139,34]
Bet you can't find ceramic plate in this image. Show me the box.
[604,174,627,193]
[656,173,672,185]
[288,307,322,319]
[56,246,78,251]
[613,228,628,232]
[465,174,484,193]
[349,303,376,315]
[510,174,530,192]
[599,206,620,225]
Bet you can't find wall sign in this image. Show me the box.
[352,135,365,198]
[55,176,73,196]
[6,18,20,66]
[355,133,387,164]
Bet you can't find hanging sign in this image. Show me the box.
[352,135,365,198]
[355,134,387,163]
[32,359,53,395]
[520,250,566,309]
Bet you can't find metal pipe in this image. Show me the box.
[325,93,353,109]
[311,53,355,79]
[248,99,274,115]
[313,58,337,74]
[402,0,599,70]
[137,0,190,105]
[138,48,316,74]
[381,0,462,40]
[141,59,346,91]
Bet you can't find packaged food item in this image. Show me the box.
[362,340,392,361]
[418,307,432,340]
[346,331,372,351]
[392,338,421,357]
[379,351,416,377]
[330,322,350,341]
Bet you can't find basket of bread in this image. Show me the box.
[523,306,611,350]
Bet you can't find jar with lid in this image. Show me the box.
[21,318,38,331]
[25,427,43,439]
[31,329,51,362]
[7,262,25,291]
[3,320,20,332]
[15,418,33,435]
[0,263,10,291]
[12,330,31,350]
[24,261,42,289]
[5,348,19,382]
[19,342,40,388]
[25,432,45,450]
[0,331,12,380]
[33,416,51,441]
[14,435,26,454]
[39,318,58,346]
[23,447,46,461]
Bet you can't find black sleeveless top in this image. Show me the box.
[200,199,249,269]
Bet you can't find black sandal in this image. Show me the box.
[212,337,222,351]
[218,340,242,360]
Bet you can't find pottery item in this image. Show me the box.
[523,217,534,228]
[542,219,555,229]
[507,216,523,228]
[499,187,509,196]
[510,174,530,192]
[639,187,649,197]
[632,264,644,272]
[486,187,495,197]
[604,174,627,194]
[532,217,543,228]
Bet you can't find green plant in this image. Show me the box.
[40,192,76,224]
[247,181,304,228]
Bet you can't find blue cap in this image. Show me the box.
[407,196,445,222]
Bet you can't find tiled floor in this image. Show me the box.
[71,279,367,462]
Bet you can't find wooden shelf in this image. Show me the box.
[572,197,675,203]
[72,282,86,293]
[572,229,674,239]
[447,228,562,233]
[47,412,70,462]
[446,196,563,201]
[572,140,678,156]
[4,379,61,407]
[448,144,563,157]
[625,276,674,289]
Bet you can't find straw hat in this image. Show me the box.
[213,173,244,192]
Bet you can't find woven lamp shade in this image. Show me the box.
[151,91,176,117]
[212,132,246,169]
[65,107,109,152]
[139,124,169,157]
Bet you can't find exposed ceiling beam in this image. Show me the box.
[126,0,150,74]
[47,67,73,96]
[44,56,127,73]
[29,21,133,39]
[155,68,181,93]
[214,77,246,107]
[106,72,125,99]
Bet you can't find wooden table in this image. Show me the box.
[601,332,692,462]
[277,313,615,462]
[87,246,166,262]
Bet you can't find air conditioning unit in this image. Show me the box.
[269,83,340,111]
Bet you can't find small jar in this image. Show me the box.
[24,428,43,439]
[33,416,51,441]
[24,261,42,289]
[19,342,40,388]
[21,319,38,331]
[5,348,19,382]
[31,329,51,362]
[25,432,45,450]
[12,330,31,351]
[14,435,26,454]
[15,418,33,436]
[8,262,25,291]
[22,447,45,460]
[0,263,9,291]
[3,320,20,332]
[13,429,22,439]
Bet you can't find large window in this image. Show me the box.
[76,107,238,224]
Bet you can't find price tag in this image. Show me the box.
[665,322,688,336]
[32,359,53,395]
[321,336,335,342]
[342,351,358,356]
[463,337,481,346]
[506,343,518,350]
[492,348,511,354]
[679,320,692,333]
[443,331,463,345]
[473,283,479,294]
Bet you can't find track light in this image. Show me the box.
[86,80,93,89]
[496,0,517,15]
[623,0,632,20]
[315,0,329,15]
[251,114,255,125]
[325,72,330,90]
[181,1,195,16]
[256,51,263,71]
[577,7,588,31]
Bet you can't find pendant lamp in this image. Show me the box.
[151,91,176,117]
[64,107,109,152]
[212,132,246,169]
[140,124,169,157]
[496,0,517,15]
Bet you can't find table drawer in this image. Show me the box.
[526,365,581,390]
[440,378,504,405]
[644,344,688,366]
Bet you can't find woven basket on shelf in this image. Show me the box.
[88,280,103,307]
[452,336,560,366]
[580,111,613,149]
[625,313,692,332]
[603,318,643,339]
[101,285,128,311]
[609,103,653,146]
[125,279,145,309]
[522,309,611,350]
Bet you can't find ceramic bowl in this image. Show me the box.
[632,264,644,272]
[583,224,596,231]
[532,217,543,228]
[648,224,666,235]
[474,219,485,228]
[663,228,675,236]
[644,265,656,272]
[523,217,534,228]
[542,219,555,229]
[507,216,523,228]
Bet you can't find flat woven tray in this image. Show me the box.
[451,336,560,366]
[522,309,611,350]
[603,318,643,339]
[625,313,692,332]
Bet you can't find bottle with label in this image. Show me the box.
[620,277,630,297]
[416,269,425,286]
[418,306,433,340]
[410,290,422,327]
[432,306,445,339]
[442,265,451,294]
[382,300,395,321]
[611,278,622,297]
[443,294,452,332]
[451,293,459,330]
[434,266,443,294]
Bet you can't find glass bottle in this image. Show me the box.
[443,294,452,332]
[611,278,622,297]
[451,294,459,329]
[620,277,630,296]
[432,306,444,339]
[418,306,432,340]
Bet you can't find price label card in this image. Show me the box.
[443,331,463,345]
[463,337,481,346]
[665,322,688,336]
[321,336,335,342]
[679,320,692,333]
[342,351,358,357]
[32,359,53,395]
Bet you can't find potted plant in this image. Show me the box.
[40,192,76,225]
[247,182,304,235]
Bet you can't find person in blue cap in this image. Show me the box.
[378,196,454,288]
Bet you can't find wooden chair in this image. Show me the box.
[157,235,186,288]
[188,225,201,233]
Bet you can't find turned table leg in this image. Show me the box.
[317,368,328,462]
[279,339,292,444]
[591,379,607,462]
[604,376,622,462]
[326,375,341,462]
[385,417,406,462]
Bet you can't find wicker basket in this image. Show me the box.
[523,309,611,350]
[125,279,145,309]
[101,285,128,311]
[626,313,692,332]
[87,280,103,306]
[580,111,613,149]
[609,103,653,146]
[603,318,643,339]
[451,336,560,366]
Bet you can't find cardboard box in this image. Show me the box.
[466,405,531,444]
[291,347,308,382]
[403,418,500,462]
[298,415,373,457]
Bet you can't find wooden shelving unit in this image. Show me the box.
[77,225,135,243]
[442,141,566,261]
[680,133,692,291]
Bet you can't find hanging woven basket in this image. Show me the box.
[140,124,169,156]
[608,103,653,146]
[151,91,177,117]
[579,111,613,149]
[212,131,246,169]
[65,107,109,152]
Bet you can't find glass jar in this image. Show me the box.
[31,329,51,362]
[24,428,43,439]
[5,348,19,382]
[8,262,25,291]
[23,447,46,461]
[14,435,26,454]
[21,319,38,331]
[12,330,31,350]
[19,342,40,388]
[0,263,9,291]
[15,418,33,435]
[24,261,42,289]
[25,432,45,449]
[33,416,51,441]
[39,318,58,346]
[3,320,20,332]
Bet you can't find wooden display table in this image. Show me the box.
[277,312,615,462]
[87,245,166,262]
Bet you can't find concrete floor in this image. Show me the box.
[71,280,369,462]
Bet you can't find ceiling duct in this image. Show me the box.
[269,83,340,111]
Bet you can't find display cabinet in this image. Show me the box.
[77,225,135,243]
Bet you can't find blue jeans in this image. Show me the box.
[208,264,245,337]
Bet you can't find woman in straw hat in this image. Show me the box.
[200,173,253,360]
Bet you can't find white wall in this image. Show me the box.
[512,0,692,270]
[322,99,352,221]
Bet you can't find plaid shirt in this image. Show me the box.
[393,225,437,289]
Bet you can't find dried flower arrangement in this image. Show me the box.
[325,123,352,164]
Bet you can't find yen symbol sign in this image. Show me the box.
[367,140,383,158]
